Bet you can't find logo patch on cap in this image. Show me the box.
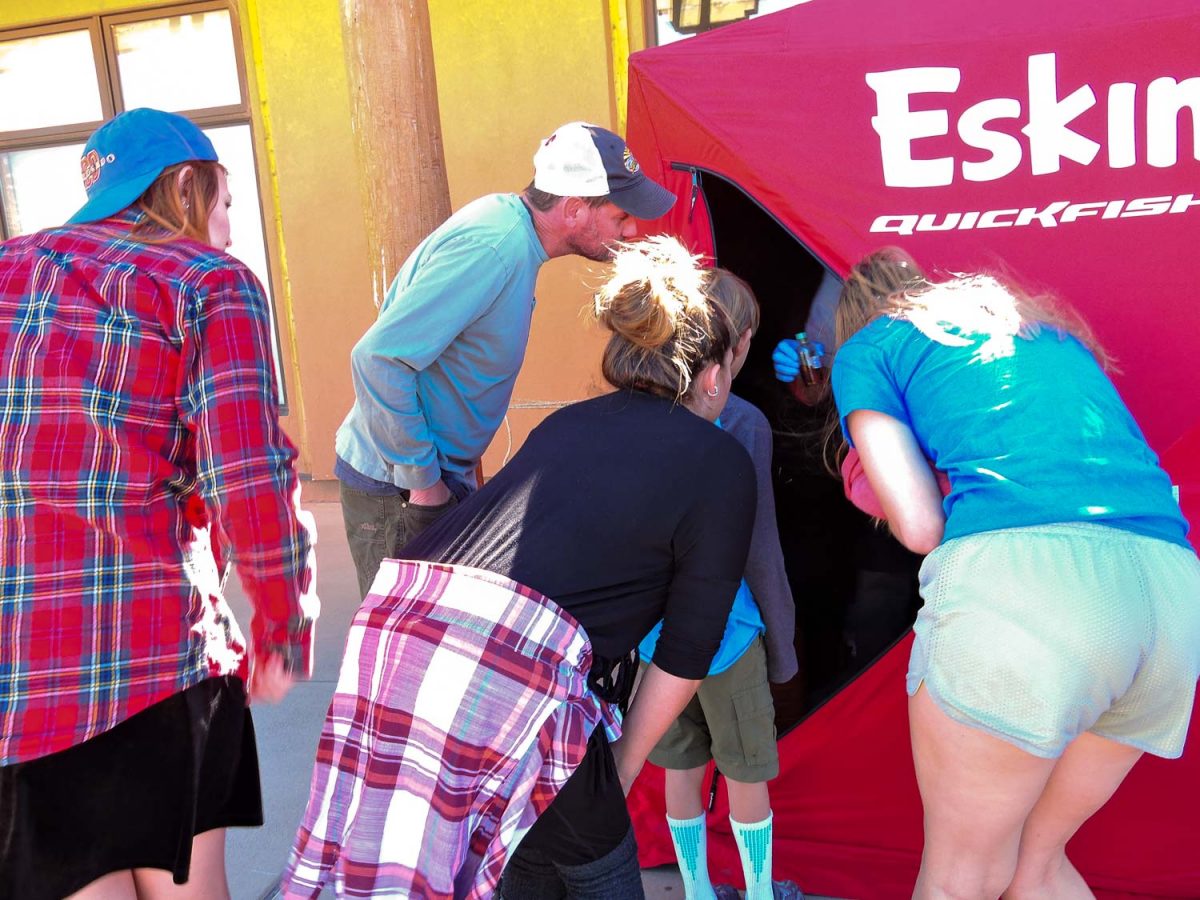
[81,149,116,190]
[623,147,640,174]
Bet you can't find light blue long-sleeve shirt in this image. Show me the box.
[335,194,548,490]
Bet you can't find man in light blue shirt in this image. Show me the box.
[336,122,676,596]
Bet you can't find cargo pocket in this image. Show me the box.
[731,679,778,769]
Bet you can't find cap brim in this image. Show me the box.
[607,178,677,220]
[66,168,163,225]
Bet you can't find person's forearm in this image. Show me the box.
[612,663,702,794]
[208,429,316,675]
[185,272,317,674]
[847,410,946,554]
[743,464,794,621]
[350,341,443,488]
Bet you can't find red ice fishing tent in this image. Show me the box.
[624,2,1200,897]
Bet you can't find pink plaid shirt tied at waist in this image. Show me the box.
[281,560,622,899]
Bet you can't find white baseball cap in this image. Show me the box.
[533,122,676,219]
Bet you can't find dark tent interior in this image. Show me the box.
[695,168,924,734]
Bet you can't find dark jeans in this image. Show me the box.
[496,825,644,900]
[339,481,458,598]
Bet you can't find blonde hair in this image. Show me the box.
[706,268,759,336]
[595,236,736,402]
[833,246,927,349]
[834,247,1110,369]
[824,248,1113,476]
[131,161,226,246]
[812,252,925,473]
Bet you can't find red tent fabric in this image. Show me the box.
[624,2,1200,896]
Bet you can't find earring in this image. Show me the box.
[706,385,719,398]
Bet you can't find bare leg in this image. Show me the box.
[66,871,137,900]
[725,778,770,825]
[909,686,1056,900]
[665,764,709,820]
[1003,732,1142,900]
[132,829,230,900]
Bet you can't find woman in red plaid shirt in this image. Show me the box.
[0,109,318,899]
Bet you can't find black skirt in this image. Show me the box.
[0,676,262,900]
[510,725,631,865]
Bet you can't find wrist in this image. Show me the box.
[617,757,643,796]
[255,619,314,679]
[409,479,451,506]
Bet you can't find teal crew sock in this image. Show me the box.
[667,812,718,900]
[731,812,774,900]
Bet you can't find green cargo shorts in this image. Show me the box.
[647,637,779,782]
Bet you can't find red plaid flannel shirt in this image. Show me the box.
[0,213,316,765]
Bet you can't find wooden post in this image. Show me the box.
[340,0,451,308]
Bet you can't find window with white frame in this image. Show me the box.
[648,0,811,45]
[0,2,287,406]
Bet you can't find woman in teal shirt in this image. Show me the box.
[828,251,1200,900]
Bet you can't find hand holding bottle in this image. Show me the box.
[775,332,826,405]
[772,338,802,383]
[773,333,825,384]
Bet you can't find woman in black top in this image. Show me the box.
[403,236,756,897]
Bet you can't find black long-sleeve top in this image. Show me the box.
[402,389,757,679]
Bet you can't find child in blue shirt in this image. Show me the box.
[641,269,801,900]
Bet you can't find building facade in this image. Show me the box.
[0,0,793,485]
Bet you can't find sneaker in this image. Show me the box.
[712,880,804,900]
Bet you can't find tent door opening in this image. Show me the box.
[681,164,925,736]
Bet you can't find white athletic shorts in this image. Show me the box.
[909,522,1200,758]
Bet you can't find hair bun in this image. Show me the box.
[595,235,707,351]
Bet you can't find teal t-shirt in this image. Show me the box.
[832,316,1189,550]
[638,577,764,675]
[335,194,548,491]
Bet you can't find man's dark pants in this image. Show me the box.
[339,481,459,598]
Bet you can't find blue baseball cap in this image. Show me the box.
[67,108,218,225]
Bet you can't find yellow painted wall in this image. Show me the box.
[3,0,640,484]
[234,0,372,478]
[0,0,155,15]
[427,1,624,476]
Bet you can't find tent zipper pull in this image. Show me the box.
[688,169,700,222]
